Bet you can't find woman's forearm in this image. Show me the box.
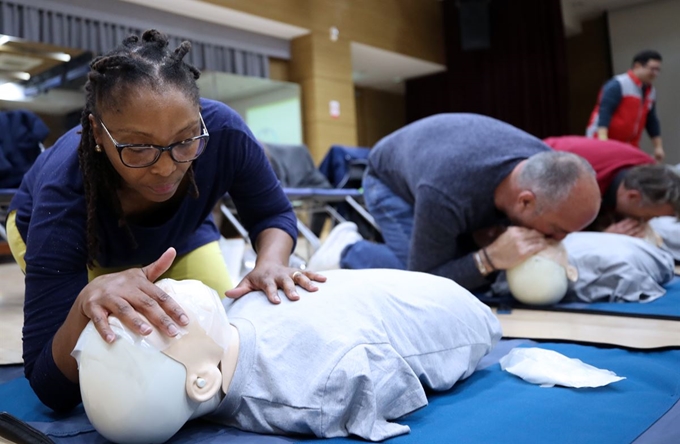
[51,302,90,382]
[254,227,295,265]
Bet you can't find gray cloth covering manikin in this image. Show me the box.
[210,268,502,441]
[649,216,680,261]
[562,232,675,303]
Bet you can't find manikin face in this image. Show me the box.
[508,178,601,241]
[89,87,202,206]
[634,59,661,84]
[616,188,675,221]
[74,279,231,444]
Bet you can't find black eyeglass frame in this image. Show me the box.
[97,113,210,168]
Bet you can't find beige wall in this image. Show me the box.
[355,87,405,148]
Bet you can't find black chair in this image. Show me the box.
[264,143,332,236]
[336,158,369,190]
[318,146,378,240]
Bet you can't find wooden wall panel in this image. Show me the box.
[299,78,356,127]
[203,0,444,64]
[289,34,314,81]
[305,121,358,163]
[290,32,353,83]
[310,0,444,64]
[355,87,405,148]
[268,57,290,81]
[203,0,443,161]
[203,0,311,28]
[290,32,357,162]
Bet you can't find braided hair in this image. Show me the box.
[78,29,201,266]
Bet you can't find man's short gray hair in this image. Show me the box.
[517,151,595,207]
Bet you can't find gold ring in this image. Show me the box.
[291,271,303,280]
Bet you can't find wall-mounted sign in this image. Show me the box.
[329,100,340,118]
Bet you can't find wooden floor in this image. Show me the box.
[496,307,680,349]
[0,259,24,365]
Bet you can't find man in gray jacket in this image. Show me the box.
[308,114,601,292]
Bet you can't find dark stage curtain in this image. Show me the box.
[406,0,569,139]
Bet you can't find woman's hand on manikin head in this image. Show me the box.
[76,247,189,343]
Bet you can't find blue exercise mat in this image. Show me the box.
[0,378,294,444]
[1,340,679,444]
[481,277,680,320]
[298,341,680,444]
[0,365,22,384]
[548,276,680,320]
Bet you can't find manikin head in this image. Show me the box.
[506,241,578,306]
[504,151,601,241]
[616,165,680,221]
[72,279,231,444]
[631,50,662,85]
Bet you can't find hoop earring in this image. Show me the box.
[95,144,102,152]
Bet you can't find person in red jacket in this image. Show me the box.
[586,50,664,161]
[544,136,679,237]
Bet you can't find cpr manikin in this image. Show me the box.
[642,222,664,247]
[72,279,239,444]
[506,241,578,305]
[73,270,501,442]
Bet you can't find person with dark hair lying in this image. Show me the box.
[4,30,325,412]
[307,114,601,292]
[545,136,680,237]
[586,50,664,161]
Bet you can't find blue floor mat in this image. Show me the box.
[549,277,680,319]
[0,365,23,384]
[1,341,679,443]
[481,277,680,320]
[298,342,680,444]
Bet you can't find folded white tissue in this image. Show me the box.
[499,347,625,388]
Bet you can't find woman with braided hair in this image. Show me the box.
[5,29,325,412]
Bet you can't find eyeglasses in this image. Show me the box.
[97,113,210,168]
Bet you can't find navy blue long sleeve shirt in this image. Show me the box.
[9,98,297,412]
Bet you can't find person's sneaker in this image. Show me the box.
[306,222,363,271]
